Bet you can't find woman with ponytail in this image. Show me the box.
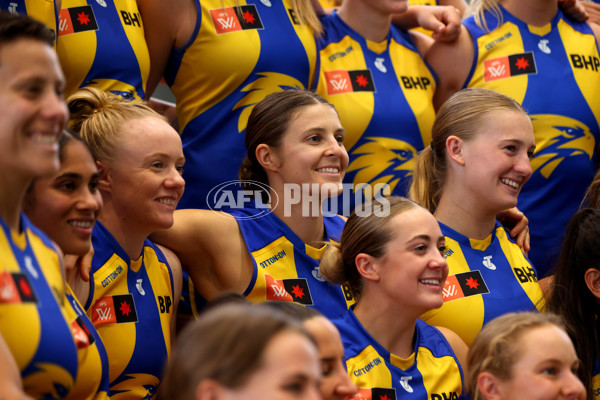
[410,87,544,347]
[319,196,467,398]
[67,87,183,399]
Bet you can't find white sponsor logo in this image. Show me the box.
[8,3,18,14]
[483,255,496,270]
[488,64,506,78]
[24,256,38,279]
[260,0,272,6]
[538,39,551,54]
[95,307,112,321]
[375,57,387,73]
[399,376,413,392]
[136,278,145,295]
[96,0,107,7]
[271,284,288,298]
[329,78,349,91]
[443,283,457,299]
[312,267,325,282]
[218,17,236,30]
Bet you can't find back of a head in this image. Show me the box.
[466,312,564,400]
[0,12,54,48]
[159,303,312,400]
[67,87,164,164]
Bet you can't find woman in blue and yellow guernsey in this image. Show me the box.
[66,87,183,399]
[318,196,467,399]
[0,12,87,400]
[426,0,600,279]
[0,0,150,101]
[150,90,354,321]
[545,208,600,399]
[23,129,110,400]
[410,88,545,347]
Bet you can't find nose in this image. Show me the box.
[515,151,532,180]
[335,370,357,398]
[164,166,186,192]
[41,89,69,127]
[76,187,102,213]
[562,370,586,399]
[324,136,349,170]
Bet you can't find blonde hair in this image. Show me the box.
[409,88,526,212]
[67,87,166,164]
[466,312,565,400]
[320,196,422,300]
[468,0,504,33]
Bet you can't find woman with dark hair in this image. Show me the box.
[545,208,600,399]
[159,303,321,400]
[151,89,354,320]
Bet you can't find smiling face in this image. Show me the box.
[458,110,535,215]
[24,139,102,256]
[267,103,349,198]
[103,116,185,233]
[492,325,585,400]
[221,330,322,400]
[0,38,68,181]
[373,207,448,314]
[304,316,357,400]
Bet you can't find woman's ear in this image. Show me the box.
[195,379,225,400]
[355,253,380,282]
[584,268,600,301]
[446,135,465,166]
[477,371,504,400]
[96,161,111,193]
[256,144,279,173]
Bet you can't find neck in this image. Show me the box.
[98,204,148,260]
[353,288,419,358]
[337,0,392,43]
[435,188,497,240]
[500,0,557,26]
[0,173,31,231]
[271,189,325,247]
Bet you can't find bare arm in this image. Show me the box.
[150,209,253,300]
[437,326,469,379]
[425,24,473,110]
[582,2,600,25]
[0,333,33,400]
[137,0,196,98]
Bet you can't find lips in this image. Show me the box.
[316,167,341,174]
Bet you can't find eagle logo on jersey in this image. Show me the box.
[233,72,305,133]
[110,373,159,399]
[347,137,418,196]
[529,114,595,179]
[23,363,74,399]
[85,79,143,102]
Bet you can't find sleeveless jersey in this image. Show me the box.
[166,0,318,209]
[593,359,600,399]
[228,207,354,320]
[0,214,78,399]
[64,285,110,400]
[84,222,175,399]
[421,221,545,346]
[315,12,436,214]
[1,0,149,100]
[462,7,600,277]
[334,310,463,400]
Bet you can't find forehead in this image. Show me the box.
[116,116,182,152]
[286,103,341,129]
[0,38,62,81]
[387,207,441,240]
[472,110,534,145]
[514,325,576,364]
[305,317,343,354]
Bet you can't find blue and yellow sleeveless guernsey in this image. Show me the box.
[84,221,175,399]
[64,285,110,400]
[462,6,600,278]
[228,207,354,320]
[166,0,318,209]
[0,0,149,100]
[0,214,79,399]
[315,11,436,214]
[334,309,463,400]
[421,221,545,346]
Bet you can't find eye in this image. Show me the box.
[438,245,447,255]
[541,367,557,376]
[335,134,344,144]
[151,161,163,169]
[307,135,320,143]
[504,145,516,152]
[414,244,427,253]
[321,361,334,377]
[176,164,184,175]
[527,150,535,159]
[283,382,304,394]
[58,180,76,192]
[88,180,99,192]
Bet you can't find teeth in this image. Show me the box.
[34,134,58,144]
[420,279,440,285]
[69,220,93,228]
[157,198,176,206]
[500,178,519,189]
[317,168,339,173]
